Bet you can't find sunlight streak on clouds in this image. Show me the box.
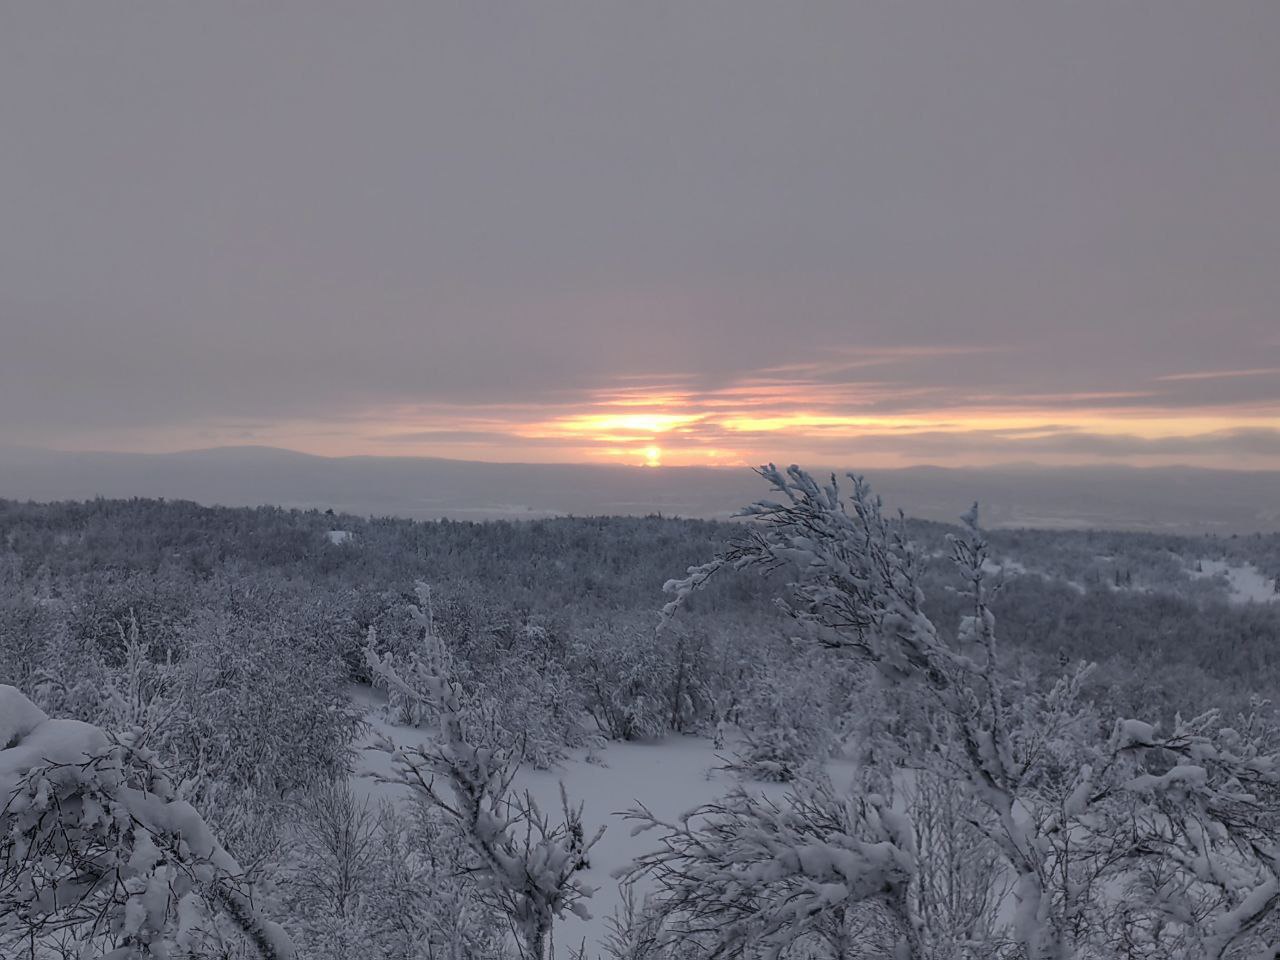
[26,341,1276,470]
[1155,367,1280,382]
[86,354,1277,470]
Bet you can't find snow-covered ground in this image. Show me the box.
[1191,559,1279,604]
[517,738,733,952]
[980,557,1027,576]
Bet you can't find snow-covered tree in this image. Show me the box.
[902,770,1010,958]
[597,885,669,960]
[279,781,379,950]
[662,465,1280,959]
[663,467,1069,955]
[0,684,295,959]
[277,782,507,960]
[1062,708,1280,958]
[572,623,678,743]
[364,585,604,960]
[625,775,920,959]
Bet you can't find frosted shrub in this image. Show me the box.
[903,771,1009,957]
[279,783,507,960]
[280,783,379,943]
[572,619,716,743]
[487,647,584,769]
[725,724,812,784]
[651,624,717,736]
[598,885,668,960]
[1069,708,1280,957]
[168,605,364,803]
[370,582,586,767]
[573,623,672,742]
[1,601,109,726]
[727,655,841,783]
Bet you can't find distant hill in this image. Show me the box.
[1,445,1277,533]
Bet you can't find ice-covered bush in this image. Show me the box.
[170,605,363,798]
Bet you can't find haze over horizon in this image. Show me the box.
[3,3,1278,470]
[11,440,1280,476]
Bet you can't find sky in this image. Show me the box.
[1,2,1277,470]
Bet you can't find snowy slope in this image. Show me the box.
[1191,559,1279,604]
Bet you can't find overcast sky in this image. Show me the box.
[2,2,1277,468]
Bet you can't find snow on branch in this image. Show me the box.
[0,683,295,959]
[622,776,919,959]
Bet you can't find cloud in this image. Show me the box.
[878,427,1280,461]
[25,348,1276,469]
[1156,368,1280,382]
[1,3,1278,465]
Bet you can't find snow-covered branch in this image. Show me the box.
[0,684,295,959]
[623,777,920,959]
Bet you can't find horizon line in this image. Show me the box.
[6,442,1280,476]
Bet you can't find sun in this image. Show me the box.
[643,445,662,467]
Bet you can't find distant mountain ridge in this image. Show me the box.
[1,445,1277,533]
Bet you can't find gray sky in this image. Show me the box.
[2,2,1277,468]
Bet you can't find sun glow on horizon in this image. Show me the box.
[516,371,1280,467]
[88,361,1280,471]
[522,411,704,439]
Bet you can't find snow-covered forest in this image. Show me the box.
[3,467,1280,959]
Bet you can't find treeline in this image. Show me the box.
[3,496,1279,724]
